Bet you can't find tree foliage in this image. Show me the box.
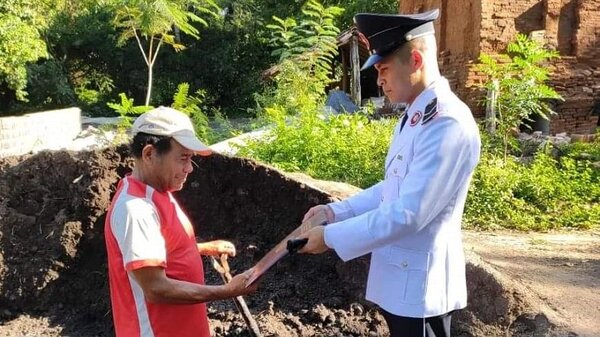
[0,0,397,115]
[0,1,50,101]
[268,0,342,80]
[112,0,220,105]
[259,0,342,116]
[478,34,563,159]
[323,0,397,26]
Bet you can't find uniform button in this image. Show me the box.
[401,261,408,268]
[393,168,398,174]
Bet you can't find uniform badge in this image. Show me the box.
[422,97,438,125]
[410,112,422,126]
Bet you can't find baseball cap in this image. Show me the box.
[131,106,211,156]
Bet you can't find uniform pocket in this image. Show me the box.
[387,157,408,178]
[387,247,429,304]
[382,159,408,202]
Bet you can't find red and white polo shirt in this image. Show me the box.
[105,175,210,337]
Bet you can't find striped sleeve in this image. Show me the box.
[110,197,167,271]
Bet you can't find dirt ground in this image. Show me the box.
[0,146,596,336]
[464,231,600,337]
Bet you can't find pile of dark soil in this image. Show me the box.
[0,146,573,336]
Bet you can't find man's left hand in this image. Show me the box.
[297,226,330,254]
[197,240,236,257]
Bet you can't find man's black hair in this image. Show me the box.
[130,132,173,158]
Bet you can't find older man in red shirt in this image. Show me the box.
[105,107,257,337]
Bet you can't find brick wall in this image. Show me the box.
[0,108,81,157]
[439,51,485,117]
[574,0,600,65]
[449,54,599,133]
[543,0,576,55]
[401,0,484,117]
[399,0,600,134]
[400,0,481,58]
[549,57,600,134]
[480,0,545,53]
[476,0,599,134]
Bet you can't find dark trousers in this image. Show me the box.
[380,309,453,337]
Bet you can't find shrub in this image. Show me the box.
[257,0,343,116]
[238,107,395,188]
[25,59,76,109]
[465,141,600,230]
[107,82,234,144]
[478,34,563,159]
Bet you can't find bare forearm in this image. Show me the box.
[144,277,232,304]
[196,243,212,256]
[196,241,236,257]
[130,266,254,305]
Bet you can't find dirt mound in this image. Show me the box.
[0,146,577,336]
[0,147,130,335]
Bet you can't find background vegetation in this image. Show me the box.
[0,0,397,117]
[1,0,597,231]
[240,19,600,231]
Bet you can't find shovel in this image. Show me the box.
[211,254,262,337]
[245,211,328,286]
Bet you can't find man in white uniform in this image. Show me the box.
[298,9,481,337]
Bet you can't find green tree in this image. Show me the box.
[323,0,397,27]
[0,14,48,101]
[478,34,563,159]
[113,0,220,106]
[269,0,342,79]
[0,0,54,102]
[262,0,343,115]
[0,0,106,108]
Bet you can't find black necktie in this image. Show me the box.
[399,113,409,133]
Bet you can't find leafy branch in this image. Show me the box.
[112,0,220,106]
[478,33,563,160]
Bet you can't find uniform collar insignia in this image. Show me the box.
[422,97,438,125]
[410,111,422,126]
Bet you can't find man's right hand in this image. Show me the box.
[302,204,335,224]
[226,269,259,297]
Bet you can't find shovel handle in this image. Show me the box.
[210,256,262,337]
[286,238,309,255]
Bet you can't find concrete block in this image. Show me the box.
[0,107,81,157]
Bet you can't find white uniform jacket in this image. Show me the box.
[324,78,481,318]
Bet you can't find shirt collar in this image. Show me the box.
[405,77,448,117]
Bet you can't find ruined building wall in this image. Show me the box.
[480,0,545,53]
[398,0,599,133]
[574,0,600,65]
[549,0,600,133]
[544,0,576,55]
[400,0,483,116]
[549,58,600,134]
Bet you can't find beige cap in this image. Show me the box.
[131,106,211,155]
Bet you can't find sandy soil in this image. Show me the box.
[464,230,600,337]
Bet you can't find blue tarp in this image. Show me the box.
[325,90,359,114]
